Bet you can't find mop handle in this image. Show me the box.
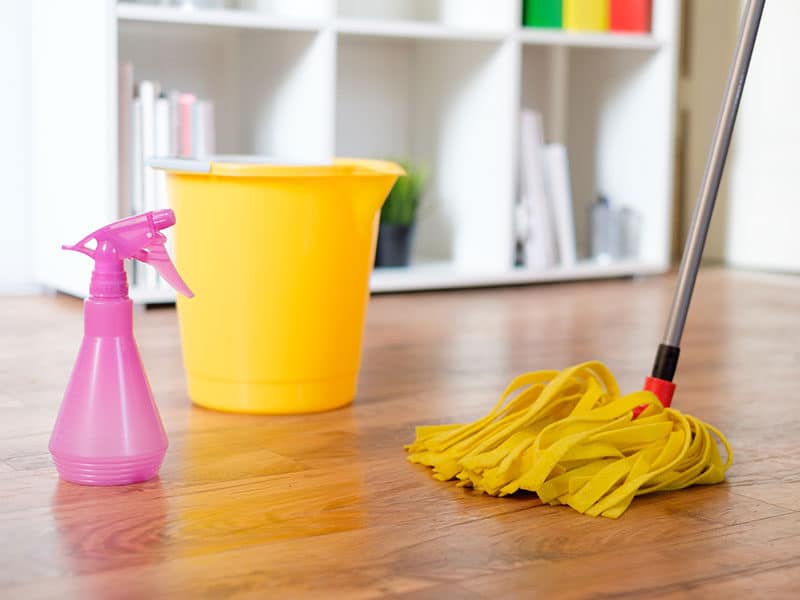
[652,0,766,383]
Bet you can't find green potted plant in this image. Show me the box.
[375,160,427,268]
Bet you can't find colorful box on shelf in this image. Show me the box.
[523,0,562,29]
[525,1,651,33]
[564,0,609,32]
[610,0,651,33]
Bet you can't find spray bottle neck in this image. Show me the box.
[89,240,129,299]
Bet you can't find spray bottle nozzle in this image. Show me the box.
[152,209,176,230]
[64,209,193,299]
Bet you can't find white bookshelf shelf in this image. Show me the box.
[32,1,681,303]
[370,261,662,293]
[121,260,660,304]
[117,4,662,48]
[517,28,662,50]
[336,17,506,42]
[116,3,324,32]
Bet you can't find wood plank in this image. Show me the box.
[1,268,799,598]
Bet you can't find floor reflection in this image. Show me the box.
[169,405,368,557]
[51,478,168,597]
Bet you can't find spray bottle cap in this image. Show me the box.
[63,209,193,299]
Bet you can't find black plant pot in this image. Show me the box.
[375,222,415,267]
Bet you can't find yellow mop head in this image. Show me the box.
[406,362,731,518]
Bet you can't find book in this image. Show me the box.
[519,110,557,269]
[153,93,171,289]
[119,62,135,286]
[544,144,576,266]
[178,93,196,157]
[138,81,158,210]
[522,0,562,28]
[610,0,651,33]
[154,93,170,210]
[192,99,215,157]
[131,96,143,216]
[131,95,143,287]
[168,91,181,156]
[138,80,159,289]
[564,0,609,31]
[118,62,134,219]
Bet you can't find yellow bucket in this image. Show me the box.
[152,157,403,414]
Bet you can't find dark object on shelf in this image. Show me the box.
[375,223,415,268]
[610,0,651,33]
[376,159,427,267]
[514,239,526,267]
[590,195,641,261]
[523,0,563,28]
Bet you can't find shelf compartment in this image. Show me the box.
[520,41,673,264]
[335,35,517,272]
[567,45,675,265]
[118,20,334,160]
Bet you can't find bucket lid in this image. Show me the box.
[147,155,405,178]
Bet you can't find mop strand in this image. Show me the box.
[406,361,732,518]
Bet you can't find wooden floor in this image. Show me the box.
[2,268,800,599]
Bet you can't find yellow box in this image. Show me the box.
[564,0,609,31]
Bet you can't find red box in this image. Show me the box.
[610,0,651,33]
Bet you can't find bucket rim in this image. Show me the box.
[147,156,405,178]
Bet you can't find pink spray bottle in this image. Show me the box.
[50,209,193,486]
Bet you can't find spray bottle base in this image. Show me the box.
[51,450,165,486]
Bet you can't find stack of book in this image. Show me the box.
[516,110,576,270]
[522,0,651,33]
[118,61,215,290]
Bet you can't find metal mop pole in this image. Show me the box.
[650,0,766,386]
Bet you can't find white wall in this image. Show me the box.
[680,0,739,262]
[0,1,35,293]
[725,0,800,272]
[681,0,800,273]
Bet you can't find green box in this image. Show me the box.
[523,0,563,28]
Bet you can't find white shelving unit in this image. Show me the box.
[31,0,680,302]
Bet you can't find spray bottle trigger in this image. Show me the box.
[135,238,194,298]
